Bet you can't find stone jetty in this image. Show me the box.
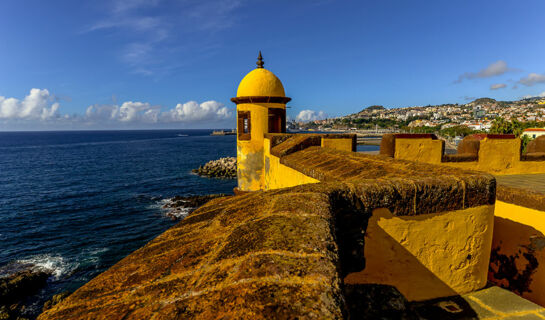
[192,157,236,179]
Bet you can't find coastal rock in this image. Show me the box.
[162,194,229,219]
[0,269,51,320]
[192,157,236,179]
[42,292,71,313]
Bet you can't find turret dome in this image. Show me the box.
[235,52,286,97]
[236,68,286,97]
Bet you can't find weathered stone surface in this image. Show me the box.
[281,147,495,214]
[38,186,345,320]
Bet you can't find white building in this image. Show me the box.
[523,128,545,139]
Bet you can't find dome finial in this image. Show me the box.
[256,51,264,68]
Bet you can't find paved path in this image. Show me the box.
[495,174,545,194]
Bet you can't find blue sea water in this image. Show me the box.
[0,130,237,316]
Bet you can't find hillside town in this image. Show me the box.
[292,96,545,136]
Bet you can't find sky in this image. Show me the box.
[1,0,545,130]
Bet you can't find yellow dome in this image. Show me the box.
[236,68,286,97]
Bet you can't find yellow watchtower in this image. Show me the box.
[231,52,291,191]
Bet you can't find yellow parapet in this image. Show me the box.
[344,205,495,301]
[394,137,444,165]
[263,137,319,189]
[382,134,545,175]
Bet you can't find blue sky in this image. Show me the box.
[1,0,544,130]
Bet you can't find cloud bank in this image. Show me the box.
[296,110,327,122]
[455,60,513,83]
[0,89,232,129]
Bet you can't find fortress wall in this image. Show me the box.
[278,147,495,301]
[263,134,355,190]
[263,137,319,189]
[39,144,497,319]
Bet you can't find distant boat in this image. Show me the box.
[211,129,236,136]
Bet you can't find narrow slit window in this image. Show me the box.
[238,111,251,140]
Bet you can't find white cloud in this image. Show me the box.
[1,89,232,129]
[518,73,545,87]
[490,83,507,90]
[455,60,513,83]
[296,110,327,122]
[162,101,231,122]
[0,89,60,120]
[86,100,231,124]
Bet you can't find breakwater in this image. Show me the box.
[192,157,236,179]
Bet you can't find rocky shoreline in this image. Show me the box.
[192,157,236,179]
[0,269,51,320]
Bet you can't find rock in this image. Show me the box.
[192,157,236,179]
[42,292,71,312]
[0,269,51,320]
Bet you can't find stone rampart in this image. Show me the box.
[39,146,496,319]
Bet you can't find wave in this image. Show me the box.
[1,254,77,280]
[153,198,192,219]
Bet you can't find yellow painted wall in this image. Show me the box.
[237,103,285,191]
[321,138,353,152]
[393,137,545,175]
[490,201,545,306]
[394,138,444,165]
[344,205,495,301]
[263,137,319,190]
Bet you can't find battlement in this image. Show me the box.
[381,133,545,175]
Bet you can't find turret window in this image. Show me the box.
[268,108,286,133]
[238,111,251,140]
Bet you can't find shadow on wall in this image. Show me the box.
[329,193,486,318]
[489,216,545,306]
[342,209,459,301]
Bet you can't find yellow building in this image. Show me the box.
[231,52,291,192]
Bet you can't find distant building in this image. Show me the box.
[523,128,545,139]
[473,105,486,119]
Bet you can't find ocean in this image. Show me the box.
[0,130,379,318]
